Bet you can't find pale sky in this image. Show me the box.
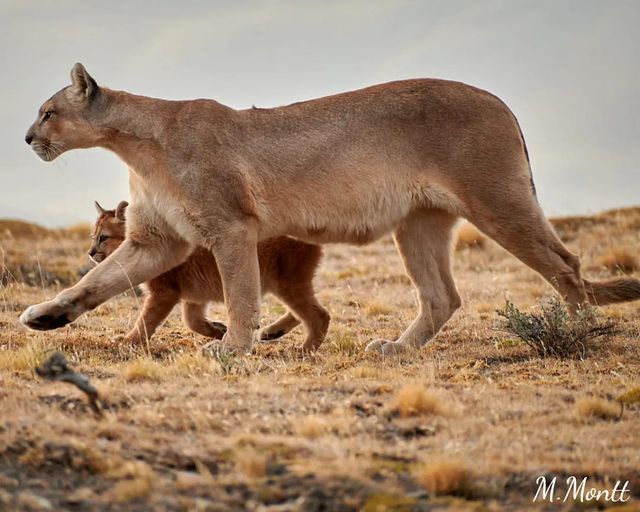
[1,0,638,227]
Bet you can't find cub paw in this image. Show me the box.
[259,329,285,342]
[208,321,227,339]
[300,340,322,353]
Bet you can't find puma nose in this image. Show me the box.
[25,134,33,145]
[88,248,96,257]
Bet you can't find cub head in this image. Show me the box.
[25,63,105,161]
[88,200,128,263]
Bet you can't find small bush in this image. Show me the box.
[496,297,617,359]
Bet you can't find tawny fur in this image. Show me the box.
[89,201,329,351]
[20,63,640,356]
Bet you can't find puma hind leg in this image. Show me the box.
[366,208,461,355]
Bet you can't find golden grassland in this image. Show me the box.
[0,208,639,511]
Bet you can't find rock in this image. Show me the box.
[64,487,96,504]
[0,474,18,487]
[175,471,211,490]
[16,492,53,510]
[0,489,12,506]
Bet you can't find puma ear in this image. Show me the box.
[94,201,107,215]
[68,63,98,103]
[115,201,129,221]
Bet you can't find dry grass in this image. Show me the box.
[414,458,473,497]
[123,357,164,382]
[599,248,638,274]
[1,207,639,509]
[391,384,451,418]
[104,475,153,502]
[291,415,329,439]
[328,325,361,355]
[0,342,48,375]
[235,450,268,479]
[455,222,485,250]
[617,386,640,406]
[0,219,51,239]
[170,352,222,377]
[575,397,622,422]
[349,365,384,379]
[364,299,394,317]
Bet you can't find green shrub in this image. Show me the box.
[496,297,617,359]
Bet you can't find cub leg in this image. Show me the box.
[272,287,330,352]
[121,288,180,345]
[201,222,261,355]
[260,312,300,342]
[20,234,190,331]
[366,209,461,355]
[182,301,227,339]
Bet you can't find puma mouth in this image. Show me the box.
[30,140,63,162]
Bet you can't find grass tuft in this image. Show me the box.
[414,458,473,497]
[104,460,155,502]
[0,343,49,376]
[364,299,394,317]
[328,327,361,355]
[124,357,164,382]
[292,415,329,439]
[235,450,268,479]
[575,397,621,421]
[171,352,222,377]
[391,385,450,418]
[496,297,617,359]
[599,248,638,274]
[617,386,640,406]
[349,365,383,379]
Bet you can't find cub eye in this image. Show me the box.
[98,235,109,244]
[42,110,54,121]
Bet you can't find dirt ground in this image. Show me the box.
[0,208,639,511]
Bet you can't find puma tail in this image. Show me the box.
[584,278,640,305]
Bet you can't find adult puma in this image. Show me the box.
[20,64,640,355]
[89,200,328,350]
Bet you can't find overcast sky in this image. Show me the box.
[0,0,638,227]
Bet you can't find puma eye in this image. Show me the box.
[42,110,54,121]
[98,235,109,243]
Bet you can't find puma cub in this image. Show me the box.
[89,200,329,351]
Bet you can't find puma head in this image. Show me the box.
[25,63,105,161]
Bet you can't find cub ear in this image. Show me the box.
[94,201,107,215]
[68,63,98,103]
[115,201,129,221]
